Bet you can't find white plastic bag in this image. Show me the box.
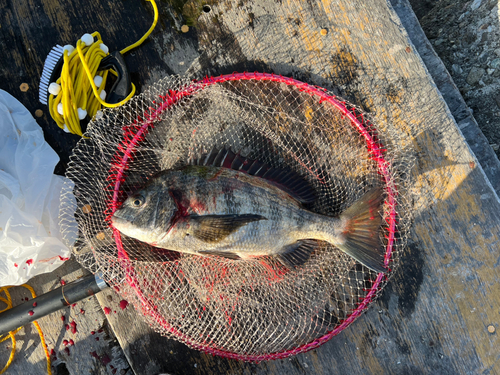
[0,90,71,286]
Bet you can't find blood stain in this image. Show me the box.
[104,307,111,315]
[64,347,70,356]
[60,279,66,286]
[61,316,65,321]
[91,331,95,335]
[70,321,77,334]
[119,300,129,310]
[95,337,100,341]
[65,324,69,331]
[101,354,111,365]
[90,351,99,359]
[14,263,18,267]
[26,259,33,265]
[63,339,69,346]
[69,339,74,346]
[58,256,70,261]
[28,310,34,316]
[33,302,37,307]
[80,309,85,315]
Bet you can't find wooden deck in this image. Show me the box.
[0,0,499,374]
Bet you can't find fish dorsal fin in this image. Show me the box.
[190,214,266,243]
[190,147,316,204]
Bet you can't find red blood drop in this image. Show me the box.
[69,339,74,346]
[71,303,77,308]
[58,256,70,261]
[50,349,56,356]
[60,279,66,286]
[113,311,116,314]
[91,331,95,335]
[104,307,111,315]
[101,354,111,365]
[25,297,29,301]
[95,337,100,341]
[63,339,69,346]
[26,259,33,265]
[65,324,69,331]
[14,263,18,267]
[61,316,65,321]
[28,310,34,316]
[70,321,77,334]
[80,309,85,315]
[119,300,129,310]
[64,347,70,356]
[97,329,103,333]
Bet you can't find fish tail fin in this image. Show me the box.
[337,187,386,273]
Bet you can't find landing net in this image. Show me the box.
[60,73,414,361]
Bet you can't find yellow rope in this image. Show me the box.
[0,285,52,375]
[48,0,158,136]
[120,0,159,55]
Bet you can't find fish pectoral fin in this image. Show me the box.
[190,214,266,243]
[198,250,241,260]
[276,239,318,269]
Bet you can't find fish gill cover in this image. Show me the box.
[59,73,415,361]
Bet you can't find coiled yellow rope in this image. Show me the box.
[48,0,158,136]
[0,285,51,375]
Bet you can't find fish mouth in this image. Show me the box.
[110,214,129,229]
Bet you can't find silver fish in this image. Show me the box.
[111,149,386,272]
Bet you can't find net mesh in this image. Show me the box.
[60,73,414,361]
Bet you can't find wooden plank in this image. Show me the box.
[99,0,500,374]
[0,259,132,375]
[1,0,499,374]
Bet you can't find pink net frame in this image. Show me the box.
[103,73,398,361]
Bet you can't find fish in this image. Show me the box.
[111,148,386,273]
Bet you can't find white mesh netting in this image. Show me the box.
[60,73,414,361]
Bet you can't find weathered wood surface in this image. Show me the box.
[1,0,499,374]
[0,259,131,374]
[100,0,500,374]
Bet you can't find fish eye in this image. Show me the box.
[131,196,145,207]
